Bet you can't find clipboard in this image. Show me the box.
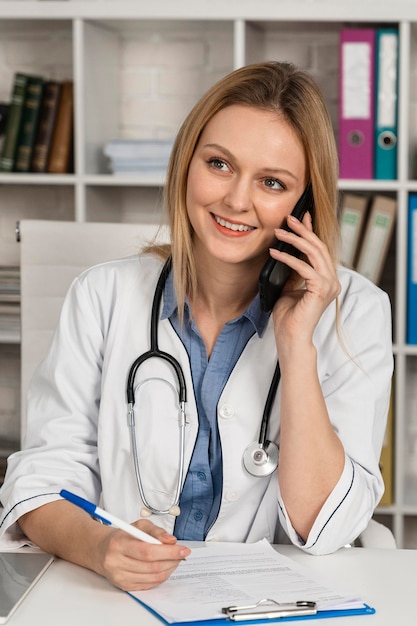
[128,593,376,624]
[127,541,376,625]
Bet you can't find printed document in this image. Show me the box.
[129,539,366,623]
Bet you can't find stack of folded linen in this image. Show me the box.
[103,139,174,176]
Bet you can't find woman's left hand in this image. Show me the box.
[270,211,341,351]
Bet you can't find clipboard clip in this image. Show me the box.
[222,598,317,621]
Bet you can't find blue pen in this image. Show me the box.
[60,489,162,545]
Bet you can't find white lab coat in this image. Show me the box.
[0,253,393,554]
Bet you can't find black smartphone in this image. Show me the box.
[258,183,314,312]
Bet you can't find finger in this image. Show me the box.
[272,224,333,273]
[109,554,181,591]
[287,213,314,235]
[133,519,178,545]
[269,248,315,283]
[134,541,191,563]
[270,244,340,305]
[301,210,313,231]
[121,542,189,590]
[119,560,181,591]
[120,531,190,565]
[274,221,324,255]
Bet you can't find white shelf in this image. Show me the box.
[0,0,416,548]
[0,173,76,185]
[0,1,415,22]
[83,174,167,187]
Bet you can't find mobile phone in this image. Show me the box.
[258,183,314,312]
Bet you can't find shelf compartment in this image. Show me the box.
[80,19,234,176]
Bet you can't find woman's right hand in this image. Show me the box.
[18,502,191,592]
[96,518,191,591]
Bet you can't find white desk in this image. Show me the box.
[6,545,415,625]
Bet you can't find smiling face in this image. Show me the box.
[186,104,307,271]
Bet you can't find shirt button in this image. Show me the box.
[219,404,234,419]
[225,491,239,502]
[194,510,203,521]
[197,471,206,481]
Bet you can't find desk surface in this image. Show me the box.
[6,544,416,625]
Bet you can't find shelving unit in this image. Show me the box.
[0,1,416,547]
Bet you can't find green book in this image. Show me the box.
[14,75,44,172]
[0,73,29,172]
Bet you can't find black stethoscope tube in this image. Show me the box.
[259,361,281,447]
[126,257,187,406]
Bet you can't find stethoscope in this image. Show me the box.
[126,257,280,517]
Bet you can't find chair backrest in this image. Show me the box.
[19,219,168,443]
[356,518,397,549]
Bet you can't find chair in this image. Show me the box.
[18,219,167,443]
[355,518,396,549]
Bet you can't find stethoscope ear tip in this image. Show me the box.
[169,505,181,517]
[140,505,181,518]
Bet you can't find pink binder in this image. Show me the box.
[339,29,376,179]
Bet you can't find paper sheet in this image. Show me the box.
[130,539,364,623]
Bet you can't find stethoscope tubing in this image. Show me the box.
[126,256,281,516]
[127,256,187,406]
[127,257,187,515]
[128,389,186,516]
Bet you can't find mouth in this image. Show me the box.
[213,214,255,233]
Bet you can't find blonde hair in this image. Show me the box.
[150,61,340,315]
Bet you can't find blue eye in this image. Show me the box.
[208,157,228,171]
[263,178,284,190]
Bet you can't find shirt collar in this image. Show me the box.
[161,270,270,337]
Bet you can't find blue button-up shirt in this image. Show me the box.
[161,271,269,540]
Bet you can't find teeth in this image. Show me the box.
[215,215,253,232]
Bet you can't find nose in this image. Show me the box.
[224,176,253,212]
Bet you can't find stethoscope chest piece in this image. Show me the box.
[243,441,279,477]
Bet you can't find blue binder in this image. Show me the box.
[374,28,399,180]
[407,194,417,344]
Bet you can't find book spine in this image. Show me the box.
[374,29,399,180]
[14,76,44,173]
[0,103,9,136]
[379,387,394,506]
[31,81,62,173]
[355,194,397,283]
[339,193,369,267]
[339,29,376,179]
[0,73,29,172]
[407,194,417,344]
[47,81,74,174]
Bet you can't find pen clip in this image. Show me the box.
[93,513,111,525]
[222,598,317,621]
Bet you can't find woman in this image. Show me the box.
[0,62,393,590]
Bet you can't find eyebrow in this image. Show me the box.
[202,143,300,181]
